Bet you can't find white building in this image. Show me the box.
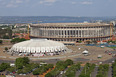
[10,39,67,54]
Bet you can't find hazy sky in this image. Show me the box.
[0,0,115,17]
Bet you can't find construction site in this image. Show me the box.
[30,23,114,44]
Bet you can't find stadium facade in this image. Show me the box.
[30,23,113,43]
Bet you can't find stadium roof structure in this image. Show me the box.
[31,23,110,27]
[10,39,66,53]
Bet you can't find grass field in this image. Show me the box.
[109,47,116,49]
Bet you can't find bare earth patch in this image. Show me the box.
[0,44,114,62]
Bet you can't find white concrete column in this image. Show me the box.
[54,28,56,37]
[66,30,68,38]
[75,29,76,37]
[81,30,82,37]
[78,30,79,37]
[60,29,62,38]
[63,29,65,38]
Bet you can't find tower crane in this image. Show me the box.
[26,21,42,38]
[110,23,113,40]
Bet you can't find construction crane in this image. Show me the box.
[110,23,113,40]
[27,21,42,35]
[27,24,30,36]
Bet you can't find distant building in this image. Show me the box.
[0,28,12,39]
[111,21,116,35]
[14,23,27,28]
[12,33,30,39]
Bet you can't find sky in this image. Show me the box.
[0,0,116,17]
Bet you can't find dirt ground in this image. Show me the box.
[70,45,113,61]
[0,43,114,62]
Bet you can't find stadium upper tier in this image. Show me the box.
[30,23,110,27]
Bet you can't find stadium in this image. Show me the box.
[30,23,113,43]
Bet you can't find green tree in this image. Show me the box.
[47,64,54,69]
[79,41,82,43]
[92,40,97,44]
[15,57,30,69]
[0,63,10,72]
[45,72,52,77]
[5,47,8,51]
[65,59,73,66]
[3,35,9,39]
[10,38,26,43]
[79,74,86,77]
[19,38,26,42]
[56,61,64,66]
[17,69,23,74]
[23,57,30,66]
[96,74,104,77]
[7,67,15,72]
[107,40,112,44]
[33,69,39,75]
[0,40,3,44]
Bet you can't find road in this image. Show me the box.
[91,67,98,77]
[75,67,83,77]
[103,57,116,64]
[0,59,60,64]
[0,59,15,63]
[91,66,112,77]
[108,66,112,77]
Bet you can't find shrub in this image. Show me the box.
[0,63,10,72]
[65,59,73,66]
[3,35,9,39]
[0,40,3,44]
[45,72,52,77]
[11,38,26,43]
[79,41,82,43]
[33,69,39,75]
[5,47,8,51]
[7,67,15,72]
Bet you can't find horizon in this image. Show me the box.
[0,16,116,17]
